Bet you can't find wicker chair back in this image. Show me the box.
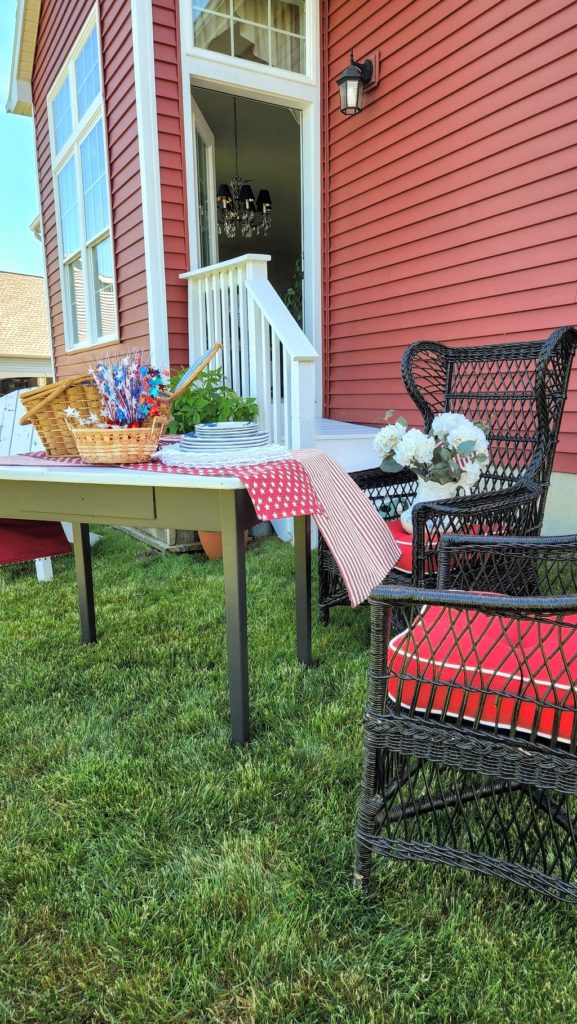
[401,326,577,492]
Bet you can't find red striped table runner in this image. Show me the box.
[292,449,400,608]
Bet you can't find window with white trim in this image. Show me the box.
[49,17,117,349]
[192,1,306,74]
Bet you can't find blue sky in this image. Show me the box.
[0,1,44,276]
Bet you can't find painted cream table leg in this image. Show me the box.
[294,515,312,665]
[219,490,249,746]
[71,522,96,644]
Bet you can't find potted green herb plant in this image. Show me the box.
[167,366,258,434]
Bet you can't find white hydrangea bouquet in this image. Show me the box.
[374,410,490,533]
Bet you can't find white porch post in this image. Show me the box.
[131,0,169,369]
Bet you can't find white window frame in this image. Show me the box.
[48,8,118,352]
[191,98,219,265]
[180,0,322,401]
[187,0,310,80]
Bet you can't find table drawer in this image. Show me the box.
[5,482,156,523]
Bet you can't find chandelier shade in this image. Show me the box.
[216,98,272,239]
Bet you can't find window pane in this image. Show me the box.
[57,157,80,257]
[80,119,108,240]
[272,0,304,34]
[233,21,269,64]
[193,0,306,71]
[53,78,72,152]
[91,236,115,336]
[66,255,88,346]
[271,29,304,72]
[193,0,230,15]
[75,27,101,119]
[193,8,231,52]
[233,0,268,24]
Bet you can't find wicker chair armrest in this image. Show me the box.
[369,581,577,617]
[350,466,416,488]
[409,483,543,587]
[438,532,577,558]
[436,531,577,595]
[412,481,540,521]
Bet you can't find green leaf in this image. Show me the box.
[168,366,258,432]
[380,456,403,473]
[458,440,476,456]
[397,416,408,428]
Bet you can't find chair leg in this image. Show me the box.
[354,791,381,888]
[319,604,330,626]
[353,843,374,888]
[356,745,577,900]
[354,753,393,888]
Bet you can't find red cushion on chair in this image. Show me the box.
[388,605,577,743]
[388,518,488,576]
[388,518,413,573]
[0,520,72,566]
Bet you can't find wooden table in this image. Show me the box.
[0,464,312,745]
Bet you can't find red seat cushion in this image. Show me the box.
[0,520,71,566]
[388,518,490,577]
[387,518,447,575]
[388,605,577,743]
[387,518,413,573]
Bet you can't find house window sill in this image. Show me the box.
[64,336,120,355]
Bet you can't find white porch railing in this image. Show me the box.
[180,254,318,449]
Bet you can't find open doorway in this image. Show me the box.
[191,87,302,308]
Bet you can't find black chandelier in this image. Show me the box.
[216,98,272,239]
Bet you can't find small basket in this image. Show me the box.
[63,343,223,465]
[20,375,103,456]
[68,414,168,465]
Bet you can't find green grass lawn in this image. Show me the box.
[1,529,577,1023]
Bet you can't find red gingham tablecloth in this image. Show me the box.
[0,450,400,606]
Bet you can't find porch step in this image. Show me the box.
[314,417,380,473]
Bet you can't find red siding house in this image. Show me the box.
[7,0,577,528]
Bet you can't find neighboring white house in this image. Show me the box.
[0,271,53,396]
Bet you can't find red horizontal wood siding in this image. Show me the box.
[322,0,577,473]
[33,0,148,378]
[153,0,190,370]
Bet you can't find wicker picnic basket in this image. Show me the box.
[19,374,103,456]
[64,343,222,465]
[67,413,169,464]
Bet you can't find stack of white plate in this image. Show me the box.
[157,419,289,469]
[178,421,270,451]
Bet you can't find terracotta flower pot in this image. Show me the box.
[198,530,249,560]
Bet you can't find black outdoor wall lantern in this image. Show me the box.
[337,49,379,115]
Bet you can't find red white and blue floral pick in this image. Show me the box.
[65,351,170,428]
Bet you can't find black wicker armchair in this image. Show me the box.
[355,533,577,902]
[319,326,577,621]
